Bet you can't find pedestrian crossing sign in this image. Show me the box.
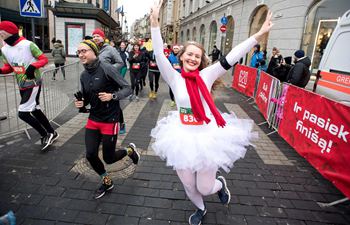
[19,0,43,17]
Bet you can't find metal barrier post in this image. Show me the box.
[76,61,80,91]
[0,74,31,139]
[317,197,349,208]
[312,70,321,92]
[0,60,82,139]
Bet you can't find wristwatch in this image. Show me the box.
[112,93,118,100]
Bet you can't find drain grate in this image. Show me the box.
[71,148,142,179]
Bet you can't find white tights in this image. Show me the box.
[176,168,223,210]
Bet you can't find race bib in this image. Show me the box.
[132,63,140,69]
[173,63,181,70]
[12,66,26,75]
[179,107,203,125]
[149,61,157,67]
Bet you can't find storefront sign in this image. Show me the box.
[279,85,350,198]
[103,0,110,12]
[255,71,273,120]
[232,64,257,98]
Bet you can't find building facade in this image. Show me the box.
[158,0,181,45]
[177,0,350,70]
[0,0,122,55]
[131,14,150,40]
[48,0,121,56]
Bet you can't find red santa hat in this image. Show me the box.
[0,21,19,35]
[92,28,105,39]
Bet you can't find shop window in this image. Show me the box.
[192,27,197,42]
[247,5,268,65]
[199,24,205,47]
[209,21,217,53]
[223,16,234,55]
[301,0,350,72]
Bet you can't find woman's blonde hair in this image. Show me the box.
[177,41,209,71]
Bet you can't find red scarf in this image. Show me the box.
[181,68,226,127]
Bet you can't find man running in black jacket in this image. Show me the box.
[75,40,140,199]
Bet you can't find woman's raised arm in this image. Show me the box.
[150,0,177,85]
[202,11,274,84]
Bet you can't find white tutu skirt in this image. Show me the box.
[150,111,257,172]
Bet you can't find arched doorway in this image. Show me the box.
[301,0,350,72]
[223,16,234,55]
[192,27,197,42]
[209,21,218,53]
[199,24,205,47]
[247,6,269,65]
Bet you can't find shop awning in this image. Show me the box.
[48,2,120,29]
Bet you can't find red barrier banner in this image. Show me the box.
[255,71,273,120]
[279,85,350,198]
[232,64,257,98]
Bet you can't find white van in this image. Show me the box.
[314,10,350,106]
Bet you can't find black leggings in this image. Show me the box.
[141,67,148,86]
[119,109,124,124]
[129,70,142,96]
[149,71,160,92]
[18,109,54,137]
[85,128,127,175]
[53,63,66,78]
[169,86,175,101]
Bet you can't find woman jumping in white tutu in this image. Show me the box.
[150,1,273,224]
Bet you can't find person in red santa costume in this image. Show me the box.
[0,21,59,151]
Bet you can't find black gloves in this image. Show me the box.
[74,91,83,101]
[74,91,89,113]
[25,65,36,79]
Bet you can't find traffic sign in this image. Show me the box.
[221,16,228,25]
[220,25,227,32]
[19,0,43,17]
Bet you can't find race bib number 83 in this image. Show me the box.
[180,107,203,125]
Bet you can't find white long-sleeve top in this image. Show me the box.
[151,27,257,115]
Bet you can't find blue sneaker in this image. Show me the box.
[188,208,207,225]
[119,123,126,135]
[217,176,231,205]
[0,211,16,225]
[7,211,16,225]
